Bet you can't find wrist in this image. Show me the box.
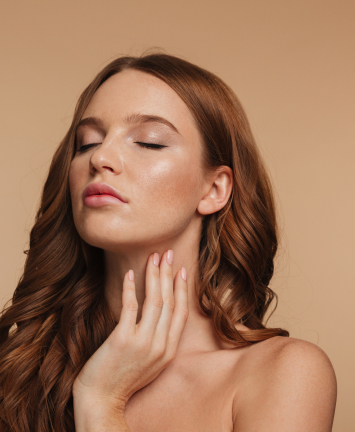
[74,396,126,432]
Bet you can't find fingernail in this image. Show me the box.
[128,269,134,281]
[181,267,187,281]
[153,253,160,266]
[167,250,173,265]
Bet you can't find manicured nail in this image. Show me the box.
[181,267,187,281]
[128,269,134,281]
[153,253,160,266]
[167,250,173,265]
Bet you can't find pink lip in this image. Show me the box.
[83,183,127,207]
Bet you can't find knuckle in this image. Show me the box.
[153,343,166,359]
[164,349,176,363]
[163,297,175,311]
[161,265,173,277]
[179,307,189,321]
[138,339,152,352]
[116,334,130,347]
[125,300,139,311]
[151,295,164,309]
[151,260,160,273]
[110,331,129,348]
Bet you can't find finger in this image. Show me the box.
[166,268,189,357]
[116,270,138,337]
[152,250,175,351]
[137,253,164,340]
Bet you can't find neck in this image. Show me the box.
[103,223,227,356]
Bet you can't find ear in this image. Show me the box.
[197,166,233,216]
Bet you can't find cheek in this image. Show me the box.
[136,157,202,216]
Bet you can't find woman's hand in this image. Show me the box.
[72,250,188,414]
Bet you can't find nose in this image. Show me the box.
[89,139,123,176]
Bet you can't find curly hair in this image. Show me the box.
[0,53,289,431]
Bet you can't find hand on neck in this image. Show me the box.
[103,236,200,324]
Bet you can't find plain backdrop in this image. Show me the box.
[0,1,354,430]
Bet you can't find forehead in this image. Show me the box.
[83,69,201,141]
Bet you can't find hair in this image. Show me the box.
[0,52,289,431]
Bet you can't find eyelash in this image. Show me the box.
[76,142,166,152]
[76,143,99,152]
[135,142,166,150]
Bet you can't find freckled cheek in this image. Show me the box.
[136,159,201,209]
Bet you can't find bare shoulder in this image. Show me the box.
[233,336,337,432]
[248,335,336,373]
[261,336,337,397]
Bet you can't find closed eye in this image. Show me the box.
[76,143,101,152]
[76,142,167,152]
[135,142,167,150]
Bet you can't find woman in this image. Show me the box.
[0,53,336,431]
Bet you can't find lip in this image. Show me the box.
[83,183,127,206]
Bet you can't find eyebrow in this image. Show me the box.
[76,116,105,131]
[124,113,181,135]
[75,113,181,135]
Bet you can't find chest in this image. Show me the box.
[124,352,238,432]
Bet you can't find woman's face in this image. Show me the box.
[69,69,208,252]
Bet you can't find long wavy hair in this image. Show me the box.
[0,53,289,431]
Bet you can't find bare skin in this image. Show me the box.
[69,70,337,431]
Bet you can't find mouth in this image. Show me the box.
[82,183,127,206]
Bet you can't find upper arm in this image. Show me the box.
[233,339,337,432]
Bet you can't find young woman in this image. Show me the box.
[0,53,337,431]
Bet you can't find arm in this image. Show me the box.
[233,339,337,432]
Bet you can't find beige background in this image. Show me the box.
[0,0,354,430]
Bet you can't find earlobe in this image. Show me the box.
[197,166,233,216]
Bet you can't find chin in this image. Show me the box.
[73,209,192,252]
[76,227,159,253]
